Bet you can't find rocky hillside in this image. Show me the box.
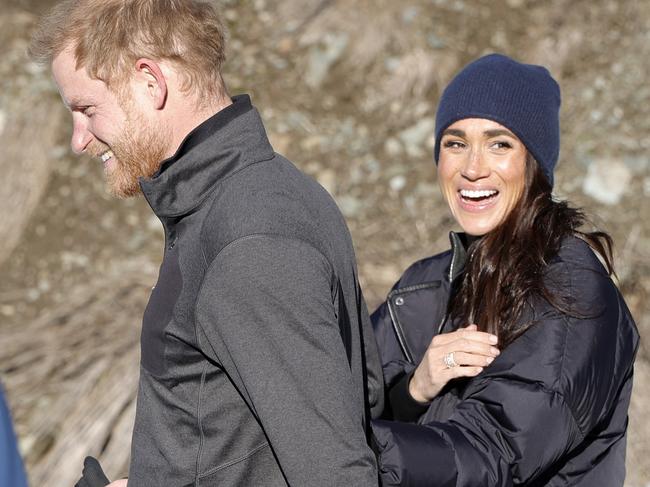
[1,0,649,485]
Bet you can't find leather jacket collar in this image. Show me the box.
[447,231,479,282]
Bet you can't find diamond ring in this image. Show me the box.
[443,351,458,368]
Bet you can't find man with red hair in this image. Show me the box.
[31,1,382,486]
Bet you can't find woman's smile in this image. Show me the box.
[456,187,500,212]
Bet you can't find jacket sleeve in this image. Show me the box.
[195,235,378,487]
[359,290,386,421]
[373,369,585,486]
[373,310,637,486]
[0,388,28,487]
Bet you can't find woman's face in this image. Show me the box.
[438,118,527,236]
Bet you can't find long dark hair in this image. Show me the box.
[447,154,614,347]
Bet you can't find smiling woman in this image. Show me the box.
[437,119,527,237]
[370,54,639,486]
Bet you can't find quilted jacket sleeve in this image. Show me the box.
[372,349,586,486]
[373,362,637,486]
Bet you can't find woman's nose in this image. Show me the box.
[461,149,489,180]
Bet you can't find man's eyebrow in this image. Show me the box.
[63,96,93,110]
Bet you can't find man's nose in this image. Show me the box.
[70,116,94,155]
[461,148,489,180]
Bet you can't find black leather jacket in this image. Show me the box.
[371,232,639,486]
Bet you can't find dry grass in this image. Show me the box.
[1,0,649,485]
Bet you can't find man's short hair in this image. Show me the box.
[30,0,228,99]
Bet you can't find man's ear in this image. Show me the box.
[133,58,167,110]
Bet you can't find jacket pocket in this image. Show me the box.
[387,282,446,365]
[197,442,286,487]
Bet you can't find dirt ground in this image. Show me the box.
[1,0,649,485]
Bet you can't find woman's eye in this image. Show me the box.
[443,140,465,149]
[82,107,95,117]
[491,141,512,150]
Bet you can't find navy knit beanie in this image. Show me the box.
[434,53,561,187]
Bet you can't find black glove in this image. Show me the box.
[74,456,111,487]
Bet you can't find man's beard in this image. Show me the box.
[90,110,169,198]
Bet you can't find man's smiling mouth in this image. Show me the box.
[100,150,114,163]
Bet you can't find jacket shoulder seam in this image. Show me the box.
[396,251,452,287]
[211,233,332,271]
[194,233,335,343]
[388,281,441,297]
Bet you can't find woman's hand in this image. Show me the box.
[409,325,499,403]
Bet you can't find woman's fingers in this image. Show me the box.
[410,326,501,403]
[449,365,484,378]
[431,327,498,347]
[447,337,500,358]
[449,350,496,367]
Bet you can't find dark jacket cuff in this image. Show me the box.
[372,419,457,487]
[388,370,430,422]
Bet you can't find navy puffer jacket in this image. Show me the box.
[371,232,639,486]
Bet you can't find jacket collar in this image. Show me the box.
[139,94,275,218]
[447,231,479,282]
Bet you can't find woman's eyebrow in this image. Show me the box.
[484,129,515,138]
[442,128,465,137]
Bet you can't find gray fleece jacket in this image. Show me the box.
[128,95,383,486]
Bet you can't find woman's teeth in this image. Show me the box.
[460,189,498,200]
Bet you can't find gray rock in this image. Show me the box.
[305,32,349,88]
[427,33,446,49]
[644,177,650,197]
[267,53,288,70]
[147,216,164,234]
[384,137,403,157]
[415,182,439,197]
[582,158,632,205]
[49,145,68,160]
[402,7,419,24]
[336,194,363,217]
[624,156,649,174]
[363,157,381,175]
[398,118,436,157]
[389,175,407,192]
[316,169,337,196]
[385,57,401,72]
